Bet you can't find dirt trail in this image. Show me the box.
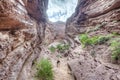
[38,45,75,80]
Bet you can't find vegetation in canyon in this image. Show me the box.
[35,59,53,80]
[79,34,111,47]
[49,43,70,53]
[110,39,120,61]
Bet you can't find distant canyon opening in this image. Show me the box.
[45,0,78,42]
[47,0,78,22]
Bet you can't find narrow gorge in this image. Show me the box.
[0,0,120,80]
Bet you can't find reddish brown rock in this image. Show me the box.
[66,0,120,35]
[68,45,120,80]
[66,0,120,80]
[0,0,47,80]
[26,0,48,21]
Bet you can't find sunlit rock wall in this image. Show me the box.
[66,0,120,80]
[66,0,120,36]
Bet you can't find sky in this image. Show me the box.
[47,0,78,22]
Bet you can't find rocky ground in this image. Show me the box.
[35,22,120,80]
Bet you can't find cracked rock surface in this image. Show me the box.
[0,0,47,80]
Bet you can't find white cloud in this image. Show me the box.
[47,0,78,22]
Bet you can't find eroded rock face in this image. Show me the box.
[66,0,120,35]
[66,0,120,80]
[26,0,48,21]
[68,45,120,80]
[0,0,47,80]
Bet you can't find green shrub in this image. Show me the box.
[97,36,110,44]
[48,46,56,53]
[110,40,120,61]
[90,36,100,45]
[79,34,110,47]
[112,32,120,36]
[78,34,90,47]
[35,59,53,80]
[56,44,69,52]
[48,43,70,53]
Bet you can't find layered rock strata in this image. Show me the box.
[66,0,120,35]
[0,0,48,80]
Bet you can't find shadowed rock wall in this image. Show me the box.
[0,0,48,80]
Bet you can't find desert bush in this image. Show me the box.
[35,59,53,80]
[49,43,70,53]
[79,34,110,47]
[49,46,56,53]
[56,44,69,52]
[110,40,120,61]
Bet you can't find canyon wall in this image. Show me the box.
[0,0,48,80]
[66,0,120,36]
[66,0,120,80]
